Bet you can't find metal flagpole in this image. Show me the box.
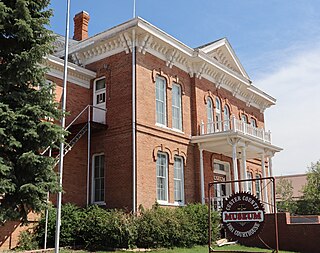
[54,0,71,252]
[133,0,136,18]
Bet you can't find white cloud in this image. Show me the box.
[256,47,320,176]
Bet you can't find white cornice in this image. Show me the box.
[44,55,96,88]
[55,16,276,110]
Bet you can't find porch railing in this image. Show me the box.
[200,116,271,143]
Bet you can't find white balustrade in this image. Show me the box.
[200,117,272,144]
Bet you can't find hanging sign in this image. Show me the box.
[222,192,265,240]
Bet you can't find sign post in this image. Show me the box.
[208,177,278,253]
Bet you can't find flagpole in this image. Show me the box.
[54,0,71,252]
[133,0,136,18]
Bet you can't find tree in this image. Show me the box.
[0,0,65,222]
[297,161,320,215]
[276,178,297,214]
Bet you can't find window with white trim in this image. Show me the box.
[223,105,230,130]
[250,118,257,127]
[215,97,222,130]
[174,156,184,203]
[241,114,248,123]
[172,84,182,130]
[206,98,213,133]
[156,152,168,201]
[92,154,105,203]
[155,76,166,125]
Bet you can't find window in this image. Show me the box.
[250,118,257,127]
[156,152,168,201]
[214,162,225,172]
[255,174,262,200]
[95,78,106,105]
[206,98,214,133]
[215,98,222,130]
[174,156,184,203]
[247,172,253,193]
[241,114,248,123]
[172,84,182,130]
[156,77,167,125]
[223,105,230,130]
[92,154,105,203]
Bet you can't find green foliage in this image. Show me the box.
[296,161,320,215]
[16,230,38,251]
[0,0,65,222]
[276,178,297,214]
[35,203,220,250]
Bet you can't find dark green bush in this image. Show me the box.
[36,203,85,248]
[81,205,136,249]
[34,203,220,250]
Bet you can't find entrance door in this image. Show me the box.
[214,174,227,210]
[93,77,106,124]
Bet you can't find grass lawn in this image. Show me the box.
[61,245,297,253]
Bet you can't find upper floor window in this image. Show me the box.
[215,98,222,130]
[223,105,230,130]
[250,118,257,128]
[172,84,182,130]
[241,114,248,123]
[92,154,105,204]
[156,152,168,202]
[155,77,167,126]
[174,156,184,204]
[206,98,214,133]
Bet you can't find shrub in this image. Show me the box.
[81,205,136,249]
[36,203,85,248]
[17,230,39,251]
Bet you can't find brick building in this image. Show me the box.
[46,12,282,213]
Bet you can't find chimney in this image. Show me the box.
[73,11,90,41]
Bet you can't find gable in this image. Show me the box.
[197,38,249,79]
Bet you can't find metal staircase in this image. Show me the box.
[54,123,88,167]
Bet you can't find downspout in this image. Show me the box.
[132,28,136,213]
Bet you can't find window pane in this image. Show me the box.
[157,153,167,201]
[172,84,182,130]
[156,77,166,125]
[93,154,105,202]
[174,156,184,202]
[96,79,106,90]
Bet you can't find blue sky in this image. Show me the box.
[49,0,320,175]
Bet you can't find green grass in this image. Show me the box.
[60,245,297,253]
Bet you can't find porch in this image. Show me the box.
[191,116,282,213]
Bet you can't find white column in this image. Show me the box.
[199,148,205,204]
[241,146,248,192]
[268,156,273,178]
[261,153,269,213]
[231,140,239,192]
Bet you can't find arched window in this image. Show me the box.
[215,97,222,131]
[241,114,248,123]
[250,118,257,128]
[172,84,182,130]
[223,105,230,130]
[206,98,214,133]
[156,152,168,202]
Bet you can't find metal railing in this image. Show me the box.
[200,116,271,143]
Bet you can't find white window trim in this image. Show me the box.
[172,83,182,131]
[174,156,185,205]
[212,160,231,197]
[155,76,167,127]
[91,153,106,205]
[93,76,106,105]
[156,152,169,203]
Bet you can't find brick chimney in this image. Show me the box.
[73,11,90,41]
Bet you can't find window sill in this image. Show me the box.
[92,201,106,206]
[157,200,185,207]
[155,123,185,135]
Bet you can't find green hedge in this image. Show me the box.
[32,203,219,250]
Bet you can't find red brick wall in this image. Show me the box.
[242,212,320,253]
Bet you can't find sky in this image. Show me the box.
[49,0,320,176]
